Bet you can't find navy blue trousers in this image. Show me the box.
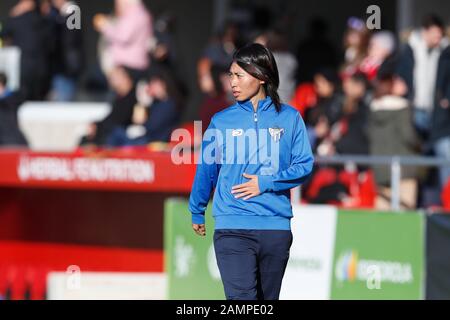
[214,229,293,300]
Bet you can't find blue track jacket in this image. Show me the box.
[188,96,314,230]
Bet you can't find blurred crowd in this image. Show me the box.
[0,0,450,209]
[291,15,450,210]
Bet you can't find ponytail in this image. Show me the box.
[265,82,281,112]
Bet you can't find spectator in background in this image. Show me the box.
[290,21,337,117]
[93,0,153,83]
[340,17,371,80]
[305,68,342,153]
[431,44,450,188]
[359,31,397,82]
[44,0,84,101]
[0,0,52,101]
[150,13,189,115]
[80,67,136,147]
[106,70,181,147]
[325,72,369,157]
[368,74,420,210]
[289,80,317,117]
[0,73,28,147]
[295,17,338,84]
[151,13,177,71]
[198,22,238,95]
[261,29,298,103]
[198,65,233,131]
[397,14,449,141]
[303,74,369,206]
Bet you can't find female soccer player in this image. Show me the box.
[189,43,314,300]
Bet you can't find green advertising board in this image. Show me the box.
[330,210,425,300]
[164,198,225,300]
[164,199,425,300]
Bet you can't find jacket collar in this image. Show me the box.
[236,96,274,112]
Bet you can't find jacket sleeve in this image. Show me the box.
[188,119,221,224]
[258,112,315,193]
[439,47,450,100]
[102,15,143,45]
[145,100,177,141]
[396,44,414,100]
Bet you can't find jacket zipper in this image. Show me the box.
[254,111,259,161]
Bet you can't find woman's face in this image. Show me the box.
[343,78,366,99]
[147,78,167,100]
[314,74,334,98]
[346,30,362,48]
[228,62,263,101]
[422,26,444,48]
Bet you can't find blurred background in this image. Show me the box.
[0,0,449,300]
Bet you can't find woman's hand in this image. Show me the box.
[231,173,261,200]
[193,224,206,237]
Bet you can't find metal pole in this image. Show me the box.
[391,157,402,211]
[396,0,414,33]
[213,0,230,34]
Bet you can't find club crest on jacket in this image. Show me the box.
[269,127,284,142]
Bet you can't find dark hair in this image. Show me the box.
[349,71,369,89]
[374,73,394,98]
[315,67,340,87]
[0,73,7,87]
[148,67,184,112]
[422,14,445,32]
[232,43,282,112]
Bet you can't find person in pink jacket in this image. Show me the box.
[94,0,154,82]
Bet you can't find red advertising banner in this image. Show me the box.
[0,149,196,193]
